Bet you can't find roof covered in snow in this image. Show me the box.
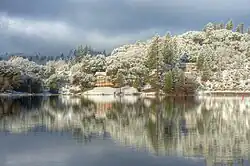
[95,72,107,76]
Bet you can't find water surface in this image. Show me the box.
[0,95,249,166]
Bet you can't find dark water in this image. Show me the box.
[0,95,250,166]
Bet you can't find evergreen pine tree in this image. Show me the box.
[145,35,160,70]
[240,23,244,33]
[116,72,125,88]
[83,45,88,55]
[132,76,141,91]
[35,54,39,61]
[219,22,224,29]
[236,23,244,33]
[171,67,179,91]
[149,74,158,90]
[87,45,92,55]
[203,22,214,32]
[55,56,60,61]
[103,50,106,56]
[160,33,177,91]
[74,45,88,62]
[176,70,185,93]
[60,53,64,60]
[226,19,233,30]
[236,25,240,33]
[163,71,173,93]
[145,34,161,91]
[196,53,205,70]
[161,33,176,67]
[201,61,211,81]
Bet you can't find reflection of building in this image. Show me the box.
[95,102,113,118]
[2,96,250,166]
[95,72,113,87]
[96,103,112,112]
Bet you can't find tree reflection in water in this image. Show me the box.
[0,95,250,165]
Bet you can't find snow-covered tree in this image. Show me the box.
[236,23,244,34]
[161,33,176,66]
[163,71,173,93]
[203,22,214,32]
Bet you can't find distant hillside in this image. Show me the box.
[0,46,109,65]
[1,21,250,93]
[108,23,250,91]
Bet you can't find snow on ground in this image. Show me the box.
[83,87,117,95]
[82,86,138,95]
[120,86,138,95]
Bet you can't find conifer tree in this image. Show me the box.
[163,71,173,93]
[145,35,160,70]
[161,33,176,67]
[145,34,161,92]
[240,23,244,33]
[132,76,141,91]
[74,45,89,62]
[116,72,125,88]
[75,45,88,57]
[103,50,107,56]
[196,53,205,70]
[219,22,224,29]
[201,61,211,81]
[60,53,64,60]
[83,45,88,55]
[226,19,233,30]
[171,67,179,90]
[172,69,185,92]
[178,70,185,88]
[203,22,214,32]
[160,33,178,90]
[236,23,244,33]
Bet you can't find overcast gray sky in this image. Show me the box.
[0,0,250,55]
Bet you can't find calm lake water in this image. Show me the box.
[0,95,250,166]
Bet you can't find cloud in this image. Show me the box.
[0,12,170,52]
[0,14,72,40]
[0,0,250,55]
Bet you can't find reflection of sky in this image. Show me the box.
[0,132,205,166]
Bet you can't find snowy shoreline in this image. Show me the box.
[197,91,250,96]
[2,90,250,97]
[0,93,59,97]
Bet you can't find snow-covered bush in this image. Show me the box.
[9,56,45,77]
[106,43,149,87]
[0,61,22,92]
[70,71,95,90]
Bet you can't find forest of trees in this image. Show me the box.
[145,33,198,95]
[0,46,108,65]
[204,19,250,34]
[1,19,250,94]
